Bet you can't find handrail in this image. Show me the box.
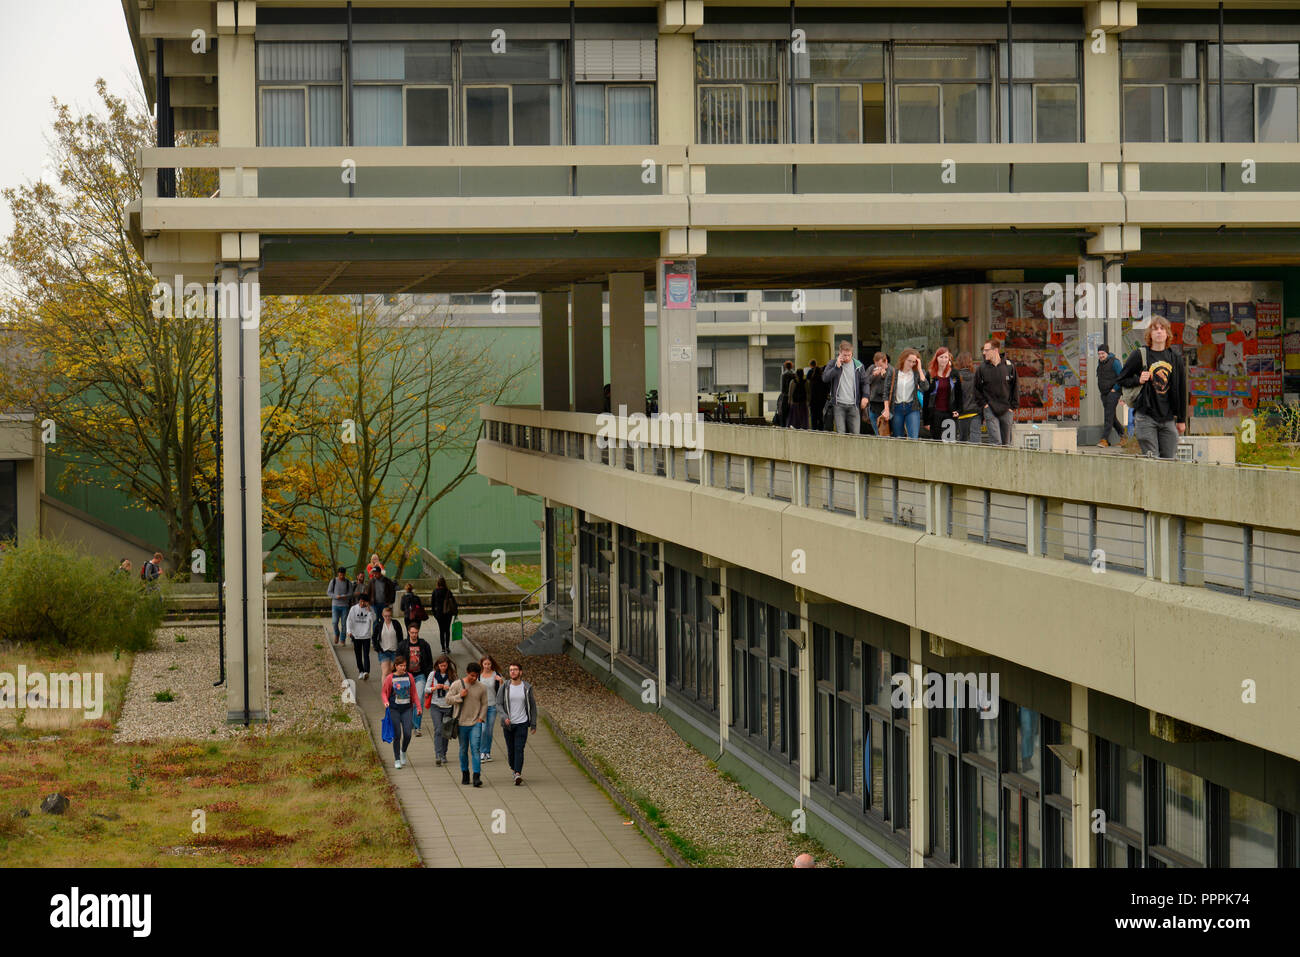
[520,578,553,642]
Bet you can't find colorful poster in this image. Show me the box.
[1257,301,1282,337]
[990,289,1017,330]
[1232,302,1257,339]
[1286,332,1300,371]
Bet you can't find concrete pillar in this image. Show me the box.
[1044,498,1066,560]
[655,30,694,146]
[220,258,266,723]
[571,282,604,413]
[217,0,256,196]
[609,272,646,416]
[656,259,698,418]
[852,288,883,363]
[1069,682,1094,867]
[717,566,731,745]
[794,323,834,369]
[1077,256,1124,443]
[1082,11,1121,145]
[539,291,571,412]
[908,627,929,866]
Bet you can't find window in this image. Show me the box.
[1002,703,1042,868]
[1208,43,1300,142]
[665,566,718,713]
[352,42,452,146]
[793,42,887,143]
[1042,719,1074,868]
[1097,739,1145,868]
[730,594,798,763]
[0,461,16,542]
[1150,764,1207,867]
[545,506,574,621]
[1227,790,1278,867]
[999,41,1080,143]
[1122,41,1199,142]
[697,41,781,144]
[576,84,654,144]
[257,42,344,146]
[578,518,612,641]
[462,40,565,145]
[618,527,658,672]
[894,45,993,143]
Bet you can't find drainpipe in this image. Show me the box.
[1006,2,1014,191]
[213,267,225,688]
[1218,3,1225,191]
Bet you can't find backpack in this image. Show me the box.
[1119,347,1148,409]
[445,591,459,618]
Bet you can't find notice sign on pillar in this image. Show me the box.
[662,259,696,310]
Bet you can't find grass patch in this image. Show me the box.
[631,792,708,864]
[153,690,176,703]
[174,634,187,643]
[0,647,133,732]
[504,563,543,594]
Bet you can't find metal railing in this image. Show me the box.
[520,579,554,642]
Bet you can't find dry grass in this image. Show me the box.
[0,647,132,732]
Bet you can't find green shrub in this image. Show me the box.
[153,690,175,703]
[0,537,163,651]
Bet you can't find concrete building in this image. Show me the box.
[126,0,1300,863]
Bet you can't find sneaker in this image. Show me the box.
[514,773,521,786]
[400,750,406,764]
[483,753,492,762]
[435,757,443,766]
[415,728,422,736]
[360,671,369,681]
[394,758,403,769]
[1097,439,1110,447]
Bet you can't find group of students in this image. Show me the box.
[331,554,459,670]
[778,316,1188,458]
[379,652,539,787]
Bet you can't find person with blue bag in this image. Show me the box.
[381,654,421,769]
[1095,342,1126,447]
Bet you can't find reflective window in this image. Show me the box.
[1121,41,1199,142]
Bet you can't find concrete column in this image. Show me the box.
[220,258,266,723]
[656,542,667,708]
[1069,681,1094,867]
[1082,10,1121,145]
[1077,256,1124,443]
[609,272,646,416]
[655,30,694,146]
[797,600,814,806]
[794,324,834,369]
[571,282,604,414]
[656,259,698,418]
[217,1,256,195]
[717,566,731,745]
[908,627,929,867]
[539,291,571,412]
[852,288,883,362]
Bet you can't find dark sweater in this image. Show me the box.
[974,358,1019,416]
[1115,346,1187,423]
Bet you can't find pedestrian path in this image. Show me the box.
[328,625,667,868]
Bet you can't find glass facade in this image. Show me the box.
[617,527,658,672]
[577,517,612,641]
[665,565,719,713]
[544,506,574,621]
[730,593,799,764]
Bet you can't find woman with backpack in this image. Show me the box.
[399,582,427,636]
[786,368,809,430]
[1113,317,1188,459]
[430,576,457,655]
[423,654,457,766]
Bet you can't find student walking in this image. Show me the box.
[423,655,457,766]
[373,606,405,681]
[381,655,421,769]
[399,582,427,636]
[923,347,961,441]
[498,662,538,786]
[1095,342,1126,447]
[478,656,502,762]
[327,566,353,644]
[786,368,810,429]
[351,570,368,606]
[396,624,434,736]
[953,352,983,443]
[974,340,1019,446]
[807,360,830,430]
[346,595,375,680]
[1114,317,1188,459]
[864,353,891,435]
[368,568,396,618]
[775,360,795,427]
[446,662,488,787]
[429,576,456,654]
[882,348,930,439]
[821,340,870,434]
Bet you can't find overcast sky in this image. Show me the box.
[0,1,141,237]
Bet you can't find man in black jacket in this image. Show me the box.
[1095,342,1126,447]
[807,360,830,430]
[367,569,397,618]
[775,361,795,426]
[973,340,1019,445]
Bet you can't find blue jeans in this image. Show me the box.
[458,723,483,774]
[411,675,426,730]
[891,401,921,439]
[482,705,496,755]
[331,605,348,641]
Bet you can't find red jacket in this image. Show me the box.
[381,672,421,714]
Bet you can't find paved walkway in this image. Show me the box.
[328,624,666,868]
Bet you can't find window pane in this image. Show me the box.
[943,83,990,142]
[999,83,1033,142]
[1162,766,1206,864]
[895,45,991,80]
[796,42,886,81]
[0,462,16,542]
[1035,85,1078,142]
[577,84,607,144]
[1208,84,1256,141]
[1122,42,1198,81]
[405,87,449,146]
[608,85,653,144]
[699,86,743,144]
[466,87,510,145]
[1228,791,1277,867]
[897,85,941,142]
[931,750,952,859]
[1000,41,1077,80]
[981,775,1000,866]
[1258,85,1298,142]
[1210,43,1300,81]
[1168,83,1199,142]
[462,40,563,81]
[353,85,402,146]
[513,84,562,145]
[817,85,861,143]
[867,715,883,813]
[747,84,780,144]
[697,41,780,81]
[863,82,887,142]
[309,86,343,146]
[1123,86,1164,141]
[793,84,814,143]
[258,42,341,82]
[353,43,408,81]
[261,89,305,146]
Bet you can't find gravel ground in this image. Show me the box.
[471,622,842,868]
[114,623,363,742]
